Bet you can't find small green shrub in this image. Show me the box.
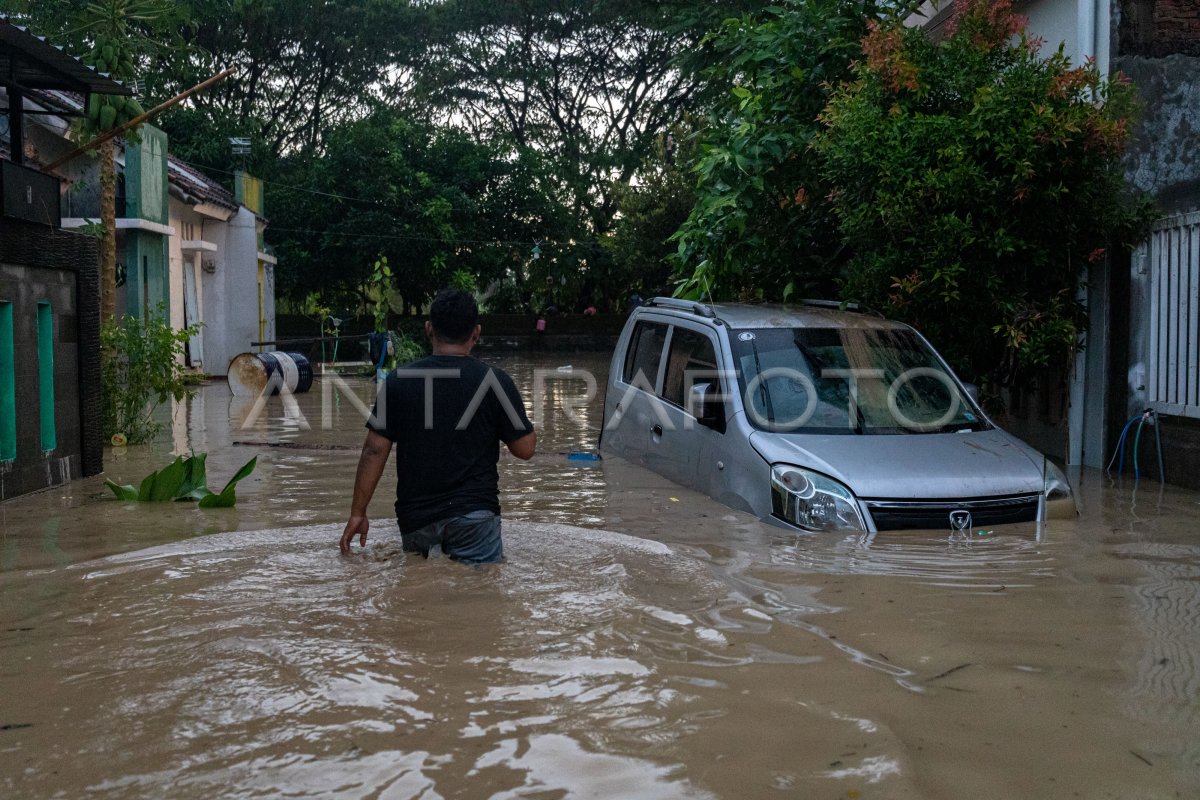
[392,332,426,365]
[101,310,200,444]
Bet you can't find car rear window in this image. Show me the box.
[662,327,719,408]
[623,320,668,388]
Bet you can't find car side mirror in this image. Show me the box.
[690,382,726,433]
[963,382,981,404]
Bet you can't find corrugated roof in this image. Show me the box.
[17,84,245,216]
[19,86,83,116]
[0,18,131,95]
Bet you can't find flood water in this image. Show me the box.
[2,352,1199,798]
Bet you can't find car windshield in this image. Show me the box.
[730,327,988,435]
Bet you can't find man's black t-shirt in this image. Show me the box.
[367,354,534,533]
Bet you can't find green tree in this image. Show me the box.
[670,0,913,301]
[816,0,1153,386]
[137,0,425,164]
[417,1,764,247]
[100,311,198,443]
[604,121,700,307]
[269,108,573,313]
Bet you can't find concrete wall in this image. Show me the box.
[1119,54,1200,214]
[167,196,220,369]
[201,207,262,375]
[261,260,276,347]
[1115,5,1200,488]
[168,197,188,337]
[123,230,169,319]
[125,127,168,226]
[0,220,102,501]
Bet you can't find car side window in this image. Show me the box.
[662,327,719,409]
[623,320,668,389]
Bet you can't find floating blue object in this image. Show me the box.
[566,452,602,462]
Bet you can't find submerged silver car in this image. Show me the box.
[599,298,1074,533]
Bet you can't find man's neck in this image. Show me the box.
[431,343,475,357]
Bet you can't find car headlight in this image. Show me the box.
[771,465,866,532]
[1043,458,1073,501]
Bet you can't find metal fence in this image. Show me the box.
[1148,210,1200,419]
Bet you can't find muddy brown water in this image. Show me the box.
[1,353,1199,798]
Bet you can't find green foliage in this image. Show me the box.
[68,0,180,140]
[448,269,477,295]
[369,256,394,334]
[270,109,573,313]
[816,0,1155,384]
[604,122,700,305]
[392,332,425,365]
[104,453,258,507]
[100,311,199,444]
[417,1,763,241]
[154,0,426,158]
[10,0,769,314]
[671,0,916,301]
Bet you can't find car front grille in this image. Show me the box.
[863,494,1041,531]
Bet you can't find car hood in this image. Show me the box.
[749,427,1045,500]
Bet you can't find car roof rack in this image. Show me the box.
[800,298,885,318]
[647,296,717,318]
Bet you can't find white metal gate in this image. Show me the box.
[1148,211,1200,419]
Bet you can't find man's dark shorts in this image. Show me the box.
[401,510,504,564]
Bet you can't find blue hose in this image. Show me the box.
[1108,415,1140,474]
[1133,416,1146,480]
[1154,412,1165,483]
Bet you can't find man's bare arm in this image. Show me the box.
[506,431,537,460]
[340,430,395,553]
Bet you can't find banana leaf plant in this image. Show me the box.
[104,454,258,508]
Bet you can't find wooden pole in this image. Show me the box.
[45,66,238,172]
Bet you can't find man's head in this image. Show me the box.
[428,288,480,346]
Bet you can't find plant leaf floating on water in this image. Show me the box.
[198,457,258,509]
[104,454,257,508]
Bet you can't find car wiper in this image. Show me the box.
[792,334,825,371]
[748,338,775,423]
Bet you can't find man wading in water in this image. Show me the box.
[340,289,537,563]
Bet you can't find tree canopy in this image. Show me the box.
[4,0,1152,370]
[817,0,1153,383]
[671,0,914,302]
[270,108,573,311]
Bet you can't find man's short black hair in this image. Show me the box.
[429,288,479,344]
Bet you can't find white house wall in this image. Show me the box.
[1022,0,1110,76]
[201,207,263,375]
[167,197,189,341]
[167,195,223,369]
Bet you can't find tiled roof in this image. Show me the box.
[167,155,239,211]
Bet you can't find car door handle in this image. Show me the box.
[651,424,663,436]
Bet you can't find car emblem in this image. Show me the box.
[949,510,972,531]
